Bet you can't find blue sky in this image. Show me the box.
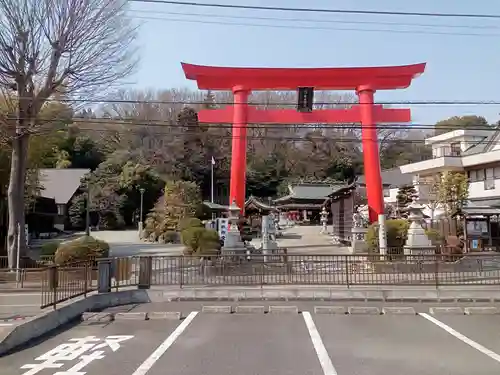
[128,0,500,125]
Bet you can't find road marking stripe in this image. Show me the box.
[131,311,198,375]
[302,311,338,375]
[419,313,500,363]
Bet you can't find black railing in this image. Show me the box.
[146,252,500,287]
[40,260,96,309]
[40,257,140,309]
[38,252,500,308]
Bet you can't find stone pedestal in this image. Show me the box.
[350,227,368,253]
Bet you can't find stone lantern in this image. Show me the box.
[320,207,328,234]
[222,200,246,253]
[404,198,434,256]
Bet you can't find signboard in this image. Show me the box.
[21,335,133,375]
[297,87,314,112]
[217,218,229,243]
[471,239,480,250]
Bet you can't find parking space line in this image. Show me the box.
[131,311,199,375]
[302,311,338,375]
[419,313,500,364]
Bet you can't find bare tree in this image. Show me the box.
[0,0,137,267]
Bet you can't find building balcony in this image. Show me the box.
[400,155,464,175]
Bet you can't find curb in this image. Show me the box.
[269,305,299,314]
[147,311,182,320]
[201,305,232,314]
[114,312,148,321]
[382,307,416,315]
[429,307,464,315]
[0,316,30,323]
[347,306,381,315]
[0,288,41,294]
[150,287,500,303]
[234,306,266,314]
[464,307,500,315]
[314,306,347,314]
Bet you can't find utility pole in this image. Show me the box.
[139,187,145,237]
[139,188,145,224]
[16,222,21,284]
[85,188,91,236]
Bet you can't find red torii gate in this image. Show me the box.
[182,62,426,223]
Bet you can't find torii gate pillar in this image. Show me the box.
[357,85,384,222]
[230,86,250,212]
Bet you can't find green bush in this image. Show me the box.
[178,217,203,232]
[181,226,205,252]
[425,228,445,245]
[158,231,178,244]
[366,219,410,253]
[54,236,110,265]
[197,229,221,255]
[40,241,61,257]
[237,217,253,242]
[181,227,220,255]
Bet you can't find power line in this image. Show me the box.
[26,126,500,151]
[8,97,500,106]
[7,120,500,147]
[132,15,500,37]
[129,0,500,19]
[132,9,500,31]
[2,116,500,132]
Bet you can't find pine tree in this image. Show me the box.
[396,185,417,212]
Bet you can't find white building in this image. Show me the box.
[356,167,414,205]
[399,128,500,207]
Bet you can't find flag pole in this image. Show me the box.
[210,156,215,203]
[211,156,215,221]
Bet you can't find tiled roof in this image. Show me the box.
[39,168,90,204]
[464,126,500,155]
[245,196,276,211]
[357,167,413,188]
[275,183,345,202]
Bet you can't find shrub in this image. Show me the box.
[40,241,61,257]
[197,229,221,255]
[237,217,253,243]
[181,227,220,255]
[54,236,110,265]
[425,228,444,245]
[366,219,410,253]
[178,217,203,232]
[158,231,178,244]
[181,226,205,253]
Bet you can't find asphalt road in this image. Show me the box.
[3,303,500,374]
[0,293,42,321]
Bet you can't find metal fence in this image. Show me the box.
[40,257,139,309]
[146,252,500,287]
[31,251,500,308]
[40,260,96,309]
[0,255,55,269]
